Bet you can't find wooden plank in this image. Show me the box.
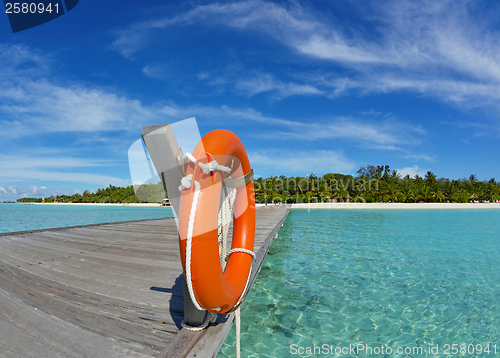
[0,343,24,358]
[0,289,151,358]
[155,330,206,358]
[0,263,175,356]
[0,318,67,358]
[184,314,234,358]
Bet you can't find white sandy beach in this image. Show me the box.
[290,202,500,209]
[28,202,500,209]
[262,202,498,210]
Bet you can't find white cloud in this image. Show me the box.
[235,73,323,97]
[0,79,156,138]
[323,73,500,108]
[249,149,356,177]
[110,0,500,112]
[142,64,171,79]
[112,0,386,65]
[403,153,436,162]
[0,154,113,170]
[0,184,81,201]
[295,35,387,64]
[2,170,130,187]
[396,165,427,178]
[213,105,424,147]
[0,45,163,140]
[135,103,425,149]
[0,44,51,77]
[0,154,130,188]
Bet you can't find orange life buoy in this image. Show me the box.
[178,129,255,314]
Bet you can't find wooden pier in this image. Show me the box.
[0,205,290,358]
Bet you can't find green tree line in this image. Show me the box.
[254,165,500,204]
[17,183,166,203]
[16,165,500,204]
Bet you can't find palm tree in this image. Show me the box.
[334,182,350,202]
[405,186,419,203]
[390,169,401,183]
[255,177,264,196]
[383,183,403,202]
[449,190,461,203]
[287,177,298,196]
[267,176,278,191]
[353,179,368,200]
[420,186,435,202]
[483,183,499,202]
[297,177,308,195]
[318,190,330,203]
[434,189,446,202]
[308,173,318,191]
[425,171,437,185]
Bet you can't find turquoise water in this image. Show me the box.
[220,209,500,357]
[0,203,174,233]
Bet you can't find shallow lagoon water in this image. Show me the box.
[220,209,500,357]
[0,203,174,233]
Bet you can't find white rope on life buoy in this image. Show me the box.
[225,248,256,262]
[183,179,203,311]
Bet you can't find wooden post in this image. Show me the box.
[142,123,209,328]
[183,277,207,326]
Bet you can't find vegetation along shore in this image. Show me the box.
[17,183,165,204]
[15,165,500,205]
[254,166,500,204]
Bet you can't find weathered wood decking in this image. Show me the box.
[0,205,290,357]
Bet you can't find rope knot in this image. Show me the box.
[181,312,217,331]
[178,174,193,192]
[178,153,232,193]
[198,159,231,175]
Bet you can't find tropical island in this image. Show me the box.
[15,165,500,204]
[254,166,500,204]
[17,183,165,204]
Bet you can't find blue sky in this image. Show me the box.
[1,0,499,201]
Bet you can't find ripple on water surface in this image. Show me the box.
[219,209,500,357]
